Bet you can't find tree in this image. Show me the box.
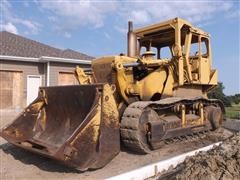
[228,94,240,104]
[208,82,231,107]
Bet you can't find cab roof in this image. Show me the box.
[133,17,209,37]
[133,17,210,48]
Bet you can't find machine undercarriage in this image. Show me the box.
[121,97,223,153]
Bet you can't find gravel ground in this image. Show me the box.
[158,133,240,180]
[0,110,235,180]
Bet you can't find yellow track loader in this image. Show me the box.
[0,18,224,170]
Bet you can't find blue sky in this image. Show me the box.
[0,0,239,95]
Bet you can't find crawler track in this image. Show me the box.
[120,97,224,153]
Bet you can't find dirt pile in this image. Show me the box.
[173,133,240,180]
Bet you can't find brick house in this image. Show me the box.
[0,31,93,109]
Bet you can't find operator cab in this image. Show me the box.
[136,21,210,62]
[138,31,175,60]
[130,17,214,85]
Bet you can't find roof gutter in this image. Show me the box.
[0,55,92,65]
[0,55,39,62]
[39,56,91,64]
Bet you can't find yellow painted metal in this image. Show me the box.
[178,57,184,85]
[184,32,193,82]
[71,17,219,154]
[75,66,92,84]
[101,84,119,126]
[72,102,101,144]
[89,17,217,106]
[134,18,192,37]
[199,103,204,125]
[181,104,186,127]
[208,70,218,85]
[0,17,221,170]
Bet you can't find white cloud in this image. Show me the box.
[1,0,41,35]
[130,10,150,24]
[225,10,240,19]
[114,25,127,34]
[64,32,71,38]
[12,18,40,34]
[0,0,11,21]
[36,0,238,36]
[119,1,233,25]
[48,16,57,22]
[0,22,18,34]
[39,0,118,30]
[114,1,235,33]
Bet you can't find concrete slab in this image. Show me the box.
[223,119,240,132]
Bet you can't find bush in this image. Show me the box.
[208,82,231,107]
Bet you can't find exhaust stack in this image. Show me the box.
[127,21,138,57]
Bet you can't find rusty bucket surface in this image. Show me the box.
[0,84,120,170]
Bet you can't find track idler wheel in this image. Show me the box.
[204,106,223,130]
[120,107,159,154]
[138,108,159,153]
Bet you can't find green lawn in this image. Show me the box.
[225,104,240,119]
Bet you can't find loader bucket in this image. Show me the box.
[0,84,120,170]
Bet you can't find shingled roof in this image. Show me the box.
[0,31,94,60]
